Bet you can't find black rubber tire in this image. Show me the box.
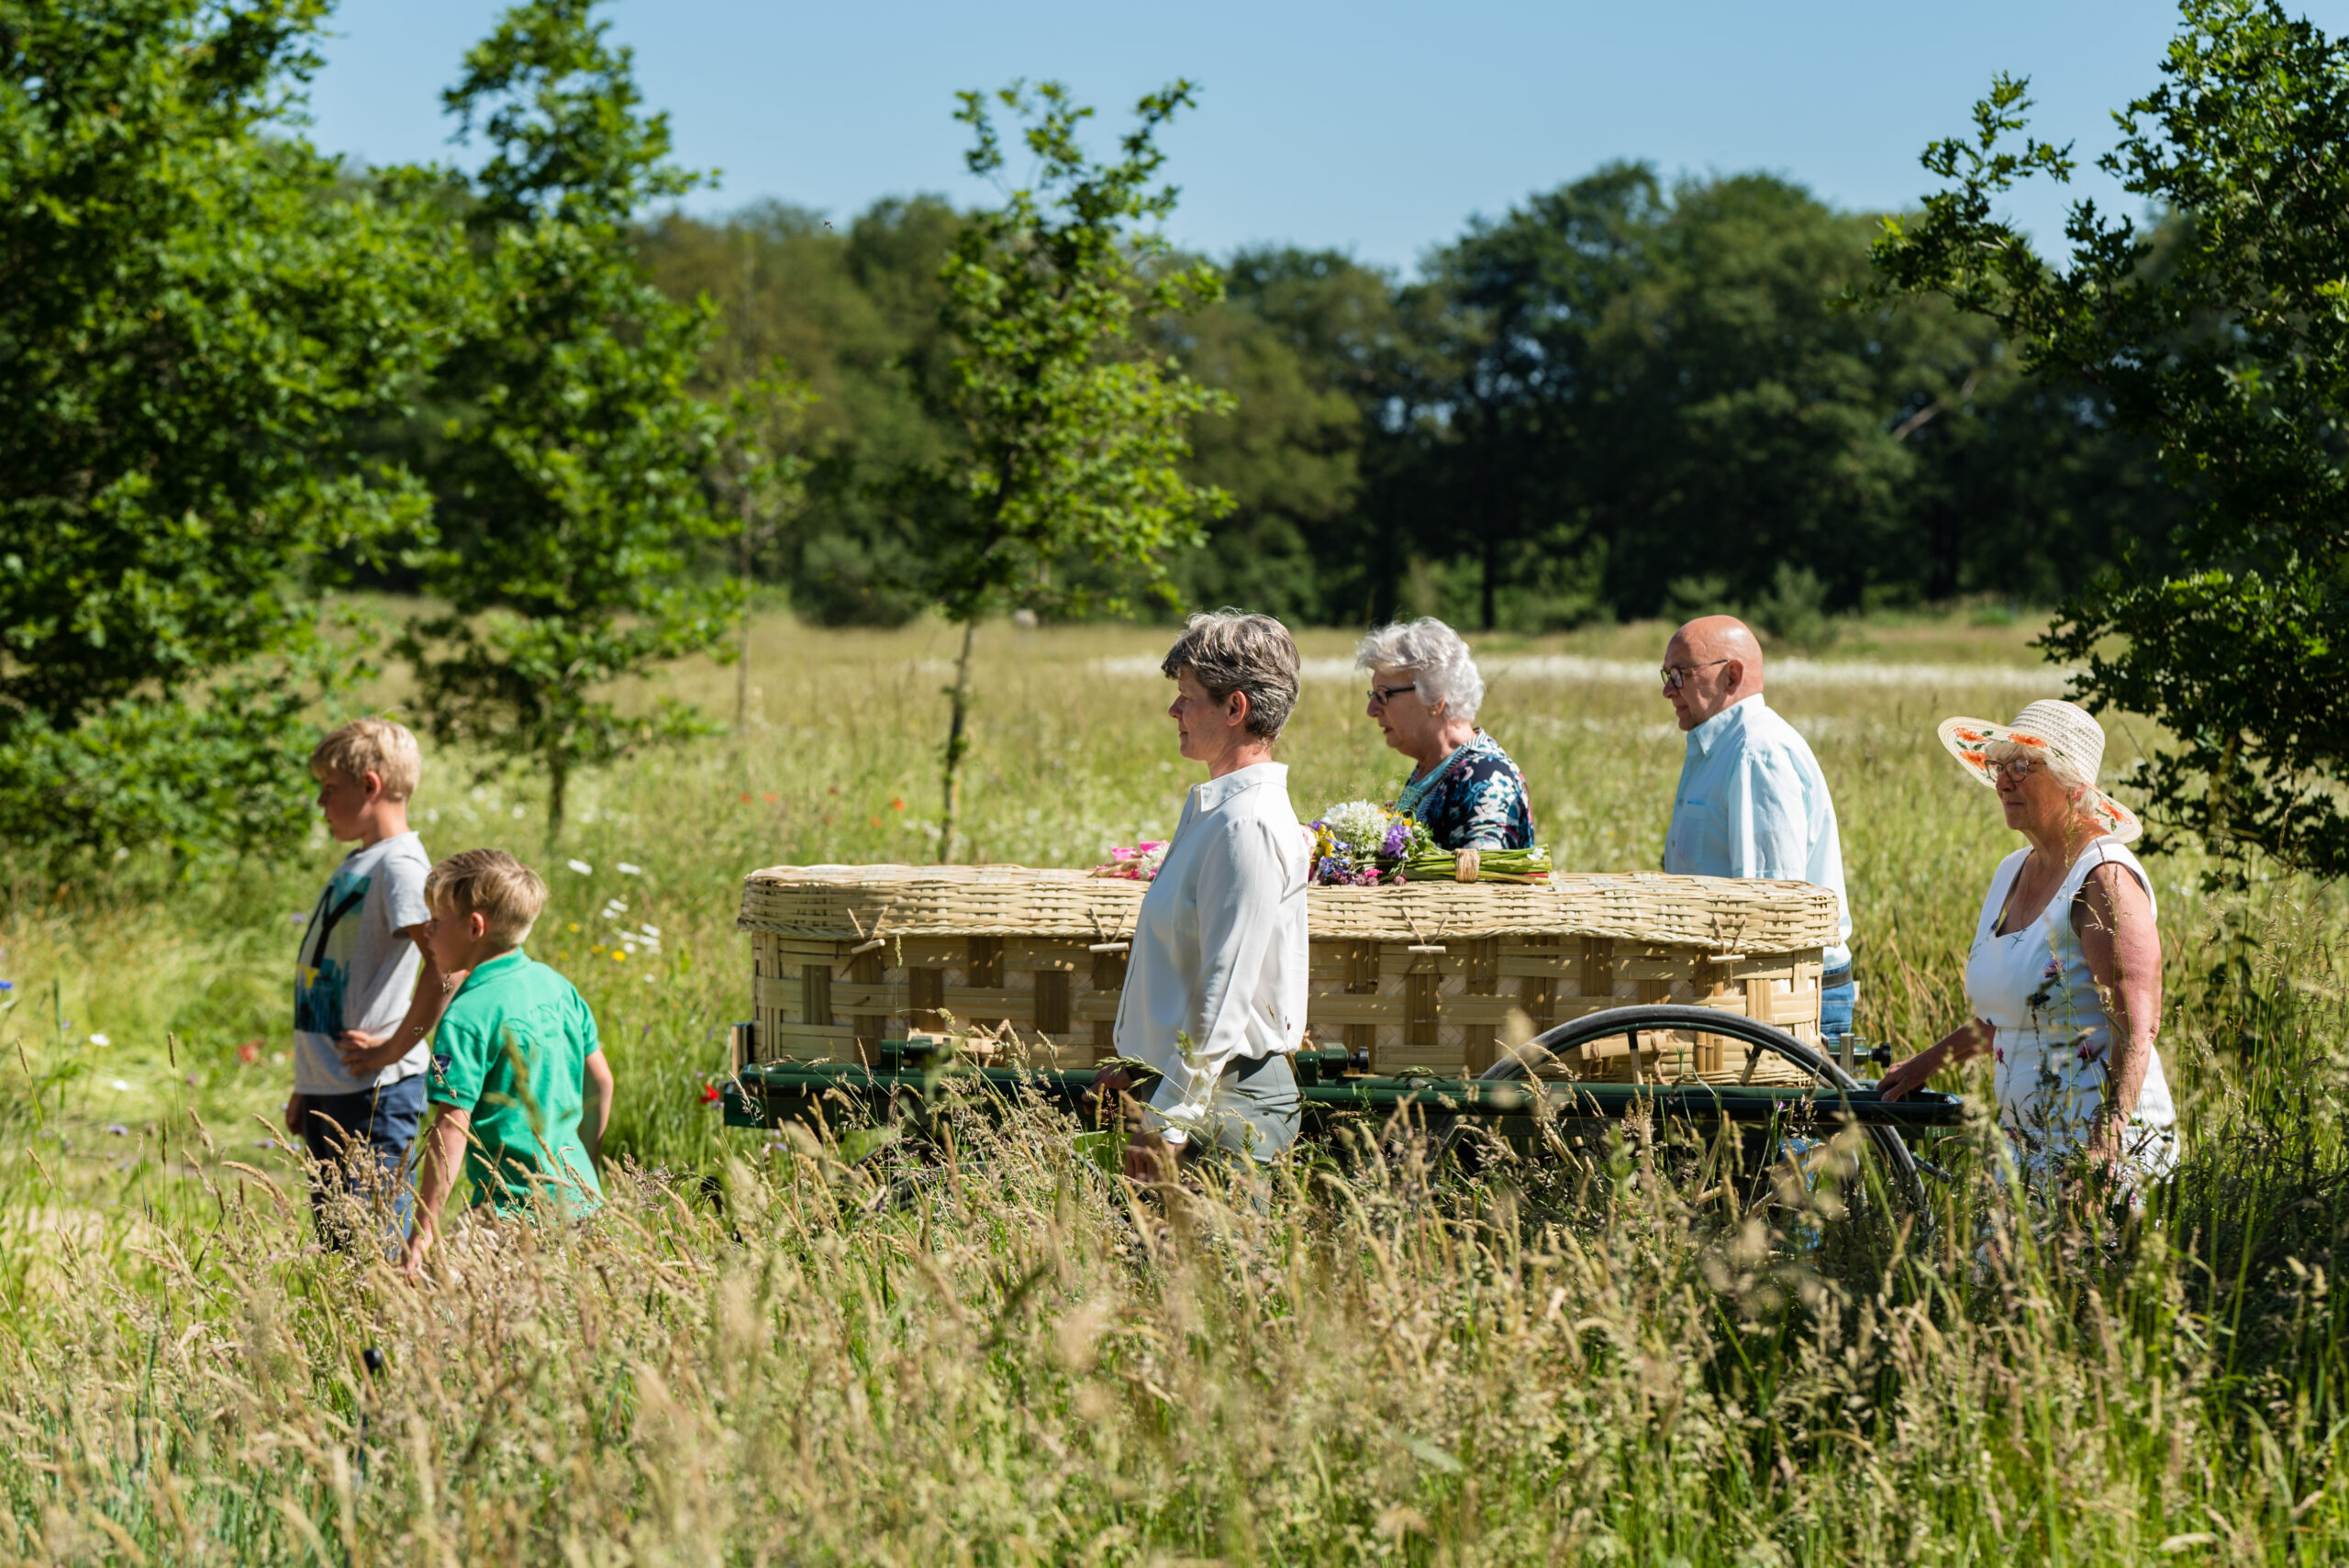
[1456,1003,1931,1225]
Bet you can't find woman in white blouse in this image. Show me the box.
[1879,700,2176,1187]
[1106,611,1311,1180]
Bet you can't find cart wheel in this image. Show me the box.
[1448,1003,1932,1228]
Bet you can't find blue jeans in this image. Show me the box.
[300,1073,426,1253]
[1819,980,1858,1042]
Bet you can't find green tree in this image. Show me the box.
[0,0,458,860]
[1160,247,1404,623]
[1874,0,2349,874]
[709,368,818,727]
[401,0,736,844]
[637,198,964,626]
[920,81,1231,861]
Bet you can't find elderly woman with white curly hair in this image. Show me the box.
[1356,618,1536,851]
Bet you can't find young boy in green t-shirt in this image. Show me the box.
[403,850,614,1280]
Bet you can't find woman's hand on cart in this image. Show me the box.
[1879,1018,1995,1101]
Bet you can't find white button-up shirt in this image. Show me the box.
[1113,761,1310,1143]
[1664,695,1853,973]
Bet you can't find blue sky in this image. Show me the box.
[306,0,2349,275]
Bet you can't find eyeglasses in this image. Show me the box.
[1659,659,1730,693]
[1987,755,2043,782]
[1366,682,1420,707]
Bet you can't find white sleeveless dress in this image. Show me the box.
[1964,838,2177,1183]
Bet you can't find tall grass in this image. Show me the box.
[1,609,2344,1562]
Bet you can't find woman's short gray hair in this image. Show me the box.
[1354,617,1485,723]
[1161,610,1301,740]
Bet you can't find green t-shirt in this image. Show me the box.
[427,950,605,1217]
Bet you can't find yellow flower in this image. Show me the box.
[612,950,628,962]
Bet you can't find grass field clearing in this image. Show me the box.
[1,607,2343,1563]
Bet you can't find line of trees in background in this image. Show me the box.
[7,0,2343,879]
[630,169,2185,635]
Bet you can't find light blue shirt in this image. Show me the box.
[1664,695,1852,973]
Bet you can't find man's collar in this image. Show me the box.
[1689,695,1765,756]
[1193,761,1287,811]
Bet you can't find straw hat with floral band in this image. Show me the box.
[1935,698,2140,845]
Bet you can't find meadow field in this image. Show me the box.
[2,608,2345,1564]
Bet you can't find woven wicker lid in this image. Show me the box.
[738,863,1838,951]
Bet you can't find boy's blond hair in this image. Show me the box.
[424,850,548,950]
[311,717,422,802]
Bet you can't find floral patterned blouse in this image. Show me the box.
[1395,731,1537,851]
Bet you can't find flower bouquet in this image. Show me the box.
[1091,840,1169,882]
[1308,801,1428,885]
[1310,800,1553,884]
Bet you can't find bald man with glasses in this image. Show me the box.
[1659,616,1856,1041]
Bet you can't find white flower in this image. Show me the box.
[88,1032,110,1047]
[617,862,642,875]
[640,923,661,938]
[1319,800,1392,855]
[110,1078,129,1091]
[567,859,594,874]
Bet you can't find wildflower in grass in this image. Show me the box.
[568,859,594,874]
[699,1082,721,1104]
[617,862,642,875]
[88,1032,110,1047]
[236,1040,261,1064]
[890,797,906,810]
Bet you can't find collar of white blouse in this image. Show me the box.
[1189,761,1287,814]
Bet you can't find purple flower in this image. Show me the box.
[1381,821,1410,857]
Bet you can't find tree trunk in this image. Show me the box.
[1481,523,1498,632]
[545,754,569,853]
[735,491,757,729]
[937,617,978,864]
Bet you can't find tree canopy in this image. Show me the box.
[1875,0,2349,875]
[398,0,738,844]
[645,168,2176,633]
[0,0,460,858]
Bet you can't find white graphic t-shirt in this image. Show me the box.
[293,831,433,1095]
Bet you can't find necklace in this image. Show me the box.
[1393,735,1478,819]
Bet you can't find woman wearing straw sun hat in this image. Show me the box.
[1879,699,2176,1186]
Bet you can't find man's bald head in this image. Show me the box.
[1663,615,1765,731]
